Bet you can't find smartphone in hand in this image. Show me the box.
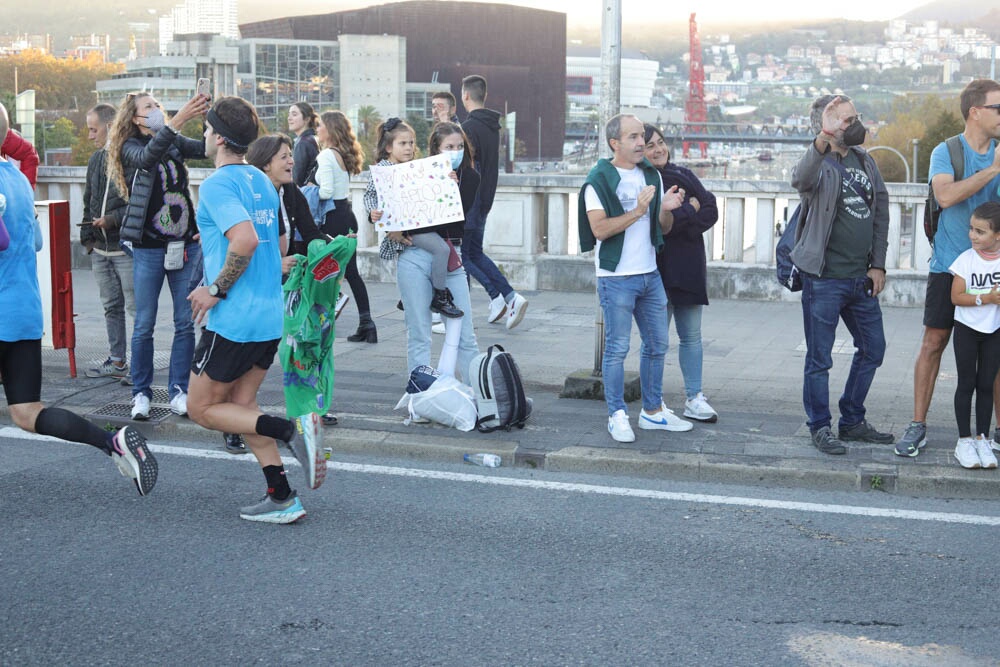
[197,78,211,99]
[863,276,875,297]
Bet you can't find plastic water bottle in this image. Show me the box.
[463,453,501,468]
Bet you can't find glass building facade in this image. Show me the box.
[238,39,339,128]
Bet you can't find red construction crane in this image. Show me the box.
[684,12,708,159]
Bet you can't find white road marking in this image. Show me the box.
[4,427,1000,526]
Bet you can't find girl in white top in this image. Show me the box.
[948,201,1000,469]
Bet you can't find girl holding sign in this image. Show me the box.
[315,111,377,344]
[365,118,464,319]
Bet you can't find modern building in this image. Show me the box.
[159,0,239,55]
[96,34,239,111]
[240,0,566,159]
[237,34,408,127]
[566,47,660,108]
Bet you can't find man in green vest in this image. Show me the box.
[578,114,690,443]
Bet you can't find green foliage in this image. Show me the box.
[70,124,96,167]
[407,113,430,155]
[870,93,962,183]
[0,51,123,111]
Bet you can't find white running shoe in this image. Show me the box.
[131,393,150,421]
[506,293,529,330]
[431,312,445,335]
[954,437,981,469]
[638,403,693,432]
[169,385,187,416]
[973,435,998,469]
[683,392,718,423]
[608,409,635,443]
[487,295,507,323]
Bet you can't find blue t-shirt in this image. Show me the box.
[0,161,43,341]
[196,164,282,342]
[928,135,1000,273]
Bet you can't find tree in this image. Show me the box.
[36,117,78,157]
[356,105,382,168]
[70,124,96,166]
[407,113,430,157]
[869,93,961,183]
[0,51,122,111]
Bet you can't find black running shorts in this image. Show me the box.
[923,272,956,330]
[191,331,279,384]
[0,339,42,405]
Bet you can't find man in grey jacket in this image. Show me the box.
[790,94,894,454]
[82,103,134,380]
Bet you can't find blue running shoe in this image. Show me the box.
[239,492,306,524]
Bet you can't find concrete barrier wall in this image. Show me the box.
[38,167,930,306]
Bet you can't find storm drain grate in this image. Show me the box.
[86,385,175,426]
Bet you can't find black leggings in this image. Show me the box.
[322,200,370,317]
[953,321,1000,437]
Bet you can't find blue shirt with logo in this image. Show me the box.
[196,164,282,342]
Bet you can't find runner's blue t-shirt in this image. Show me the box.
[196,164,282,342]
[0,161,43,341]
[928,135,1000,274]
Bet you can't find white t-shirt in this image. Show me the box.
[584,166,663,277]
[949,248,1000,334]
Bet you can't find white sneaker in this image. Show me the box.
[973,435,998,469]
[608,409,635,443]
[487,295,507,323]
[131,393,151,421]
[638,402,693,432]
[334,293,350,320]
[431,312,445,335]
[169,385,187,416]
[683,392,718,423]
[505,293,528,330]
[954,437,981,469]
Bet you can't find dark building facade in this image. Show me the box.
[240,1,566,160]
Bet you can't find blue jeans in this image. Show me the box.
[667,304,703,399]
[597,271,669,415]
[801,274,885,431]
[397,245,479,378]
[461,195,513,301]
[130,244,201,400]
[92,252,135,362]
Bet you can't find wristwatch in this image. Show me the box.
[208,283,227,299]
[976,294,983,306]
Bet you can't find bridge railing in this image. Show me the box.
[36,167,931,305]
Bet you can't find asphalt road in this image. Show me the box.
[2,429,999,666]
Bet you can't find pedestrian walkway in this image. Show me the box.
[6,269,999,499]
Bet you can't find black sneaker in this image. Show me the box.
[812,426,847,455]
[839,419,894,444]
[223,432,248,455]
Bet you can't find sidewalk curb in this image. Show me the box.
[9,404,989,500]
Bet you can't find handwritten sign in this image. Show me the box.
[369,155,464,232]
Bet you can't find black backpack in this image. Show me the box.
[776,204,803,292]
[923,135,964,247]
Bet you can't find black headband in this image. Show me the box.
[383,117,402,134]
[206,108,255,151]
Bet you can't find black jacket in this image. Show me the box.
[81,148,127,253]
[461,108,501,213]
[118,126,205,245]
[293,129,319,187]
[278,184,329,256]
[654,162,719,306]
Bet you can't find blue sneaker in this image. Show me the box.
[638,403,693,432]
[239,491,306,524]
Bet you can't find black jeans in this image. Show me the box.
[952,321,1000,437]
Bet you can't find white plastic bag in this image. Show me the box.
[395,375,477,431]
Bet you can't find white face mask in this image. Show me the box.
[139,107,165,132]
[444,148,464,170]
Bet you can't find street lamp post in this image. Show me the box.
[912,138,919,184]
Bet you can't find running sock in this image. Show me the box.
[35,407,114,454]
[256,414,295,443]
[263,465,291,501]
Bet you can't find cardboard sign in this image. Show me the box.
[369,155,464,232]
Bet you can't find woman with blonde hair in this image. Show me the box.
[315,110,376,343]
[106,90,209,421]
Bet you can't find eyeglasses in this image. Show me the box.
[978,104,1000,112]
[843,114,863,124]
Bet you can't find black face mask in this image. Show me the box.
[842,118,867,146]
